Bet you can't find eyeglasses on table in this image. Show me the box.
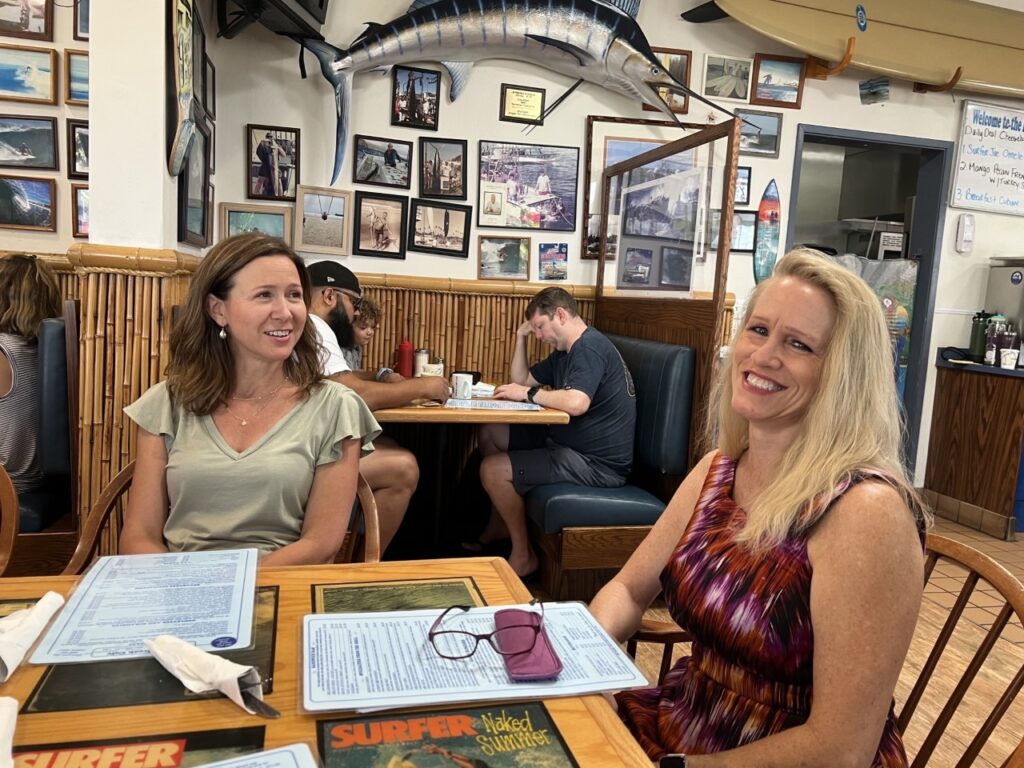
[428,599,545,660]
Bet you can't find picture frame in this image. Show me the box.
[659,244,693,290]
[66,118,88,179]
[219,201,293,243]
[178,118,210,246]
[391,65,440,131]
[0,0,52,42]
[207,118,215,174]
[735,166,751,205]
[71,183,88,238]
[0,44,56,105]
[736,108,783,158]
[418,137,465,199]
[246,124,299,201]
[167,0,194,177]
[203,54,216,119]
[619,246,654,287]
[191,6,206,119]
[205,182,214,246]
[73,0,89,41]
[643,48,692,114]
[0,173,55,231]
[751,53,806,109]
[64,49,88,106]
[0,114,57,170]
[353,134,412,190]
[701,54,753,103]
[477,139,579,231]
[353,190,407,259]
[294,184,352,256]
[478,235,530,281]
[538,242,568,281]
[499,84,546,126]
[408,198,471,258]
[708,209,757,253]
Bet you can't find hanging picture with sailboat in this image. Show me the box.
[477,140,578,232]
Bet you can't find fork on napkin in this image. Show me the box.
[0,591,64,682]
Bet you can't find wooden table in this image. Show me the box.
[3,558,650,766]
[373,401,570,425]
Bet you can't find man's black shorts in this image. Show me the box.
[507,424,626,495]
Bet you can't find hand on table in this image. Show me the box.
[419,375,451,402]
[383,371,405,383]
[494,383,529,402]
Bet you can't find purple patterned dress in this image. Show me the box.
[617,452,912,765]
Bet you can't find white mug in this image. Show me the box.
[451,372,473,399]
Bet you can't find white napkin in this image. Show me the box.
[0,696,16,768]
[472,382,496,397]
[144,635,264,714]
[0,591,64,682]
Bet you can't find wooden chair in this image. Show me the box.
[0,465,20,577]
[335,472,381,564]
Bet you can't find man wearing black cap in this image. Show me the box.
[306,261,450,553]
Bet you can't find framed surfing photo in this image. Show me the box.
[0,174,55,231]
[708,209,756,253]
[643,48,692,114]
[419,137,466,200]
[735,108,782,158]
[71,183,88,238]
[353,190,407,259]
[701,54,753,103]
[391,65,440,131]
[0,0,52,42]
[67,118,88,179]
[751,54,806,109]
[408,198,471,258]
[294,184,351,256]
[478,235,530,280]
[0,44,57,105]
[353,134,412,190]
[0,114,57,170]
[64,49,88,106]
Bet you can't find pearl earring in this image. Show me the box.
[219,327,227,340]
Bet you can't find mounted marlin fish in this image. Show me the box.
[299,0,729,184]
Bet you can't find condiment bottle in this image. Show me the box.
[435,356,445,378]
[396,339,414,378]
[413,348,429,377]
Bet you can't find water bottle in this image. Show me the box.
[969,311,992,362]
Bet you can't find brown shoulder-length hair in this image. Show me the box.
[0,254,62,341]
[166,233,322,415]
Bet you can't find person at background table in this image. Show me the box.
[119,234,380,564]
[306,261,449,553]
[590,249,929,766]
[341,294,381,371]
[0,254,62,497]
[474,287,636,577]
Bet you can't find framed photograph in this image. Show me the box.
[64,49,88,106]
[391,65,440,131]
[207,118,215,173]
[702,54,753,103]
[353,134,411,190]
[191,7,206,117]
[708,209,757,253]
[499,84,546,125]
[735,166,751,205]
[71,183,87,238]
[0,0,52,41]
[0,174,54,231]
[203,54,216,119]
[736,108,783,158]
[178,118,210,246]
[73,0,89,41]
[353,191,407,259]
[751,53,806,109]
[620,246,654,286]
[643,48,692,114]
[67,118,88,179]
[621,163,707,242]
[477,140,579,231]
[167,0,194,177]
[419,137,465,200]
[0,44,56,104]
[247,124,299,201]
[294,185,350,256]
[219,201,293,243]
[0,114,56,170]
[659,244,692,290]
[538,242,568,281]
[205,182,214,246]
[478,236,530,280]
[408,198,471,258]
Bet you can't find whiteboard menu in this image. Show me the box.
[952,100,1024,217]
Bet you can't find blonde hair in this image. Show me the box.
[707,248,927,548]
[0,254,62,341]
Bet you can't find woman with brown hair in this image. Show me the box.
[119,233,380,564]
[0,253,62,495]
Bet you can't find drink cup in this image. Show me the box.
[1000,347,1020,370]
[451,373,473,399]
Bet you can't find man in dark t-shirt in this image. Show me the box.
[474,287,636,578]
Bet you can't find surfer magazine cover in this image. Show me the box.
[317,703,579,767]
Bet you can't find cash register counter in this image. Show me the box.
[925,349,1024,540]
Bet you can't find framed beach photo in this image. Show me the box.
[73,0,89,41]
[219,201,293,243]
[751,54,806,109]
[478,235,530,280]
[67,118,87,179]
[702,54,753,103]
[247,124,299,201]
[643,48,692,114]
[0,44,56,105]
[419,137,466,200]
[708,209,757,253]
[353,134,412,190]
[735,166,751,205]
[71,183,87,238]
[64,49,88,106]
[353,191,407,259]
[736,108,783,158]
[0,0,52,42]
[0,173,54,231]
[660,244,693,290]
[538,242,568,281]
[477,139,579,231]
[178,119,210,246]
[0,114,56,170]
[408,198,471,258]
[499,84,546,126]
[295,184,351,256]
[391,65,440,131]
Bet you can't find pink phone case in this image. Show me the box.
[493,608,563,681]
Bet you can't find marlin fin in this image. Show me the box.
[350,21,387,48]
[441,61,473,101]
[525,34,596,66]
[407,0,443,10]
[292,37,352,185]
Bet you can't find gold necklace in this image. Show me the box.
[222,379,288,427]
[229,378,289,402]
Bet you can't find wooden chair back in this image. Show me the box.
[335,472,381,564]
[62,460,135,575]
[0,465,20,576]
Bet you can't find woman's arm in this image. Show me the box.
[119,430,171,554]
[589,451,716,642]
[688,482,924,768]
[261,438,360,566]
